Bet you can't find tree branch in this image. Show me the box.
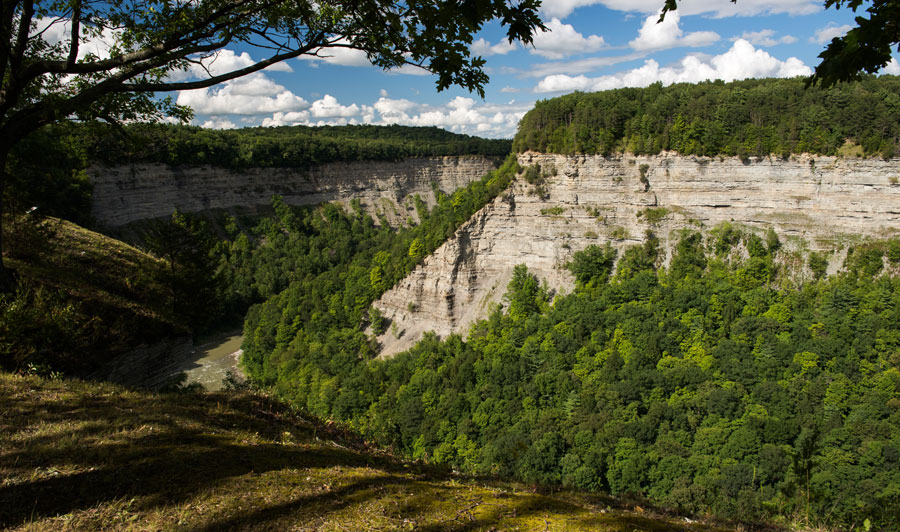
[66,0,82,69]
[118,33,325,92]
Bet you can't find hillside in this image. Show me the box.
[0,372,728,532]
[0,216,185,380]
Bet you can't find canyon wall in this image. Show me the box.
[373,153,900,357]
[88,156,499,227]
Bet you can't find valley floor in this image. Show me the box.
[0,373,731,532]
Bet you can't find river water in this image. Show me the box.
[170,332,244,391]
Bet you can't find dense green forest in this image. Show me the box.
[512,76,900,159]
[239,207,900,529]
[83,122,511,168]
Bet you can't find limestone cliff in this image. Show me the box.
[88,156,499,227]
[373,153,900,357]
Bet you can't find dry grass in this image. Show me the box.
[0,373,734,532]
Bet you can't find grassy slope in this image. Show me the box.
[0,372,732,532]
[6,216,174,326]
[2,217,181,374]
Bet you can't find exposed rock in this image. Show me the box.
[374,153,900,357]
[88,156,500,227]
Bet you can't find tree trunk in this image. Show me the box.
[0,146,15,293]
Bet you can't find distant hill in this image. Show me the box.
[512,76,900,159]
[0,371,728,532]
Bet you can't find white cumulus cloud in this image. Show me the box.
[302,39,372,67]
[531,18,606,59]
[310,94,360,118]
[883,57,900,76]
[811,23,853,44]
[177,73,308,115]
[260,96,534,138]
[536,39,811,93]
[630,10,719,51]
[262,111,312,127]
[200,118,237,130]
[471,38,518,56]
[734,29,797,47]
[540,0,819,19]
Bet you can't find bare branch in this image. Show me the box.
[12,0,34,73]
[66,0,82,69]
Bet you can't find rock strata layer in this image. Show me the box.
[374,153,900,357]
[88,156,499,227]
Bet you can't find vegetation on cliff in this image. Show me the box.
[512,76,900,159]
[242,223,900,530]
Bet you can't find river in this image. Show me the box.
[170,332,244,391]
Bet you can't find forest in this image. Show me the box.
[512,76,900,159]
[81,122,512,168]
[234,185,900,529]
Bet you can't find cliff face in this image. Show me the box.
[373,153,900,357]
[88,156,499,227]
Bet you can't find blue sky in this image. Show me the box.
[172,0,899,138]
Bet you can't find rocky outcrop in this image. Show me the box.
[373,153,900,357]
[88,156,499,227]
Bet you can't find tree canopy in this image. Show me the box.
[0,0,544,149]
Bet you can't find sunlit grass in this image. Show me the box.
[0,372,731,531]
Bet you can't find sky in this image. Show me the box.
[171,0,900,138]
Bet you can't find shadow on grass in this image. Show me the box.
[0,375,734,532]
[0,378,413,529]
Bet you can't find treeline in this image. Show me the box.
[83,123,511,168]
[512,76,900,159]
[242,224,900,530]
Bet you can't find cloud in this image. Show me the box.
[471,38,518,57]
[734,30,797,47]
[811,23,853,44]
[629,10,719,51]
[177,73,308,115]
[507,52,646,78]
[299,40,430,77]
[500,86,521,93]
[302,39,373,67]
[262,111,312,127]
[259,95,535,138]
[536,39,811,92]
[34,17,119,60]
[883,57,900,76]
[187,50,292,78]
[540,0,820,18]
[530,18,605,59]
[200,118,237,129]
[310,94,360,118]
